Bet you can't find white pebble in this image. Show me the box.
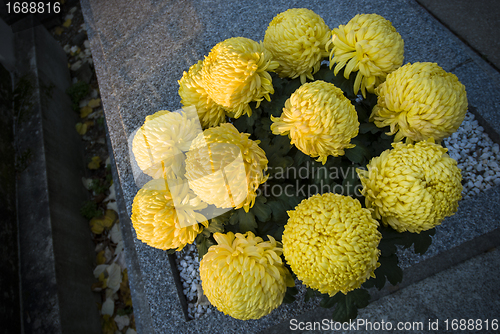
[443,112,500,197]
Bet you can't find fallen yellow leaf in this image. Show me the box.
[96,250,106,265]
[75,123,87,135]
[70,47,81,56]
[54,27,64,35]
[89,209,118,234]
[88,156,102,170]
[80,106,93,118]
[101,315,117,334]
[120,270,133,307]
[90,218,105,234]
[62,19,72,28]
[105,209,118,224]
[88,98,101,109]
[84,120,94,128]
[98,272,108,285]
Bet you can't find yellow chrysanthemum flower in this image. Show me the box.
[178,60,227,128]
[200,231,294,320]
[357,140,462,233]
[132,109,200,179]
[283,193,381,296]
[328,14,404,97]
[201,37,279,119]
[185,123,268,212]
[370,62,468,142]
[131,178,208,251]
[270,80,359,164]
[263,8,331,84]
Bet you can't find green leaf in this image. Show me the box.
[314,65,336,83]
[354,102,370,123]
[397,228,436,255]
[345,143,371,164]
[359,122,381,134]
[250,196,272,222]
[268,156,294,172]
[379,254,403,286]
[364,247,403,290]
[304,287,319,303]
[363,92,378,109]
[330,289,371,323]
[200,228,211,238]
[260,75,294,118]
[237,209,258,233]
[378,225,405,256]
[205,218,225,234]
[228,211,240,225]
[338,75,356,100]
[233,116,252,133]
[292,149,309,168]
[267,200,288,224]
[282,77,302,97]
[310,160,333,187]
[320,295,338,308]
[413,229,435,255]
[254,118,272,140]
[66,81,90,111]
[276,191,303,209]
[283,286,298,304]
[372,132,394,156]
[195,234,215,259]
[257,219,284,241]
[341,167,362,197]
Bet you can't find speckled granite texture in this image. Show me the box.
[80,1,500,333]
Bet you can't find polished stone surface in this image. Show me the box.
[81,1,500,332]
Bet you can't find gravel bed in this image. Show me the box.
[444,112,500,199]
[174,244,215,319]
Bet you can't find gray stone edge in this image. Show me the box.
[13,15,101,334]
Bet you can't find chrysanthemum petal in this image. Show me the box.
[370,62,468,142]
[264,8,331,81]
[283,193,381,295]
[356,139,462,233]
[329,14,404,97]
[185,123,268,212]
[202,37,278,119]
[200,231,294,320]
[270,80,359,163]
[131,179,208,251]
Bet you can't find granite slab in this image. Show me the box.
[81,1,500,333]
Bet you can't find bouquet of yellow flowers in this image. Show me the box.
[130,8,466,322]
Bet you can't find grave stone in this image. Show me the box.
[81,1,500,333]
